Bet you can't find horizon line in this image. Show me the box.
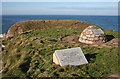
[1,14,118,16]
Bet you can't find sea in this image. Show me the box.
[2,15,118,34]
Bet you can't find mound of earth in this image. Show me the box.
[6,20,102,37]
[62,35,118,48]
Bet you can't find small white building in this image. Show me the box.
[53,47,88,66]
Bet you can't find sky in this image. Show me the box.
[1,0,120,2]
[2,2,118,15]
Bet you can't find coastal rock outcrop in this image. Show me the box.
[7,25,23,37]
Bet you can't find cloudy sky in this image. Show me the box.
[2,2,118,15]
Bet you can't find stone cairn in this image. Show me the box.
[79,26,106,44]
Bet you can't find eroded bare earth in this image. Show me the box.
[62,35,118,48]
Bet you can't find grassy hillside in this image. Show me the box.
[2,20,119,78]
[7,20,106,37]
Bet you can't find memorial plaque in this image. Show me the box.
[91,28,104,35]
[54,47,88,66]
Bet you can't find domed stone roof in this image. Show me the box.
[79,26,106,44]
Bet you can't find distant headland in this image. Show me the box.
[1,20,103,39]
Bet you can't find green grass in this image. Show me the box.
[7,20,102,37]
[2,26,119,78]
[104,30,119,38]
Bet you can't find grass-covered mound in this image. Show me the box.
[2,20,119,78]
[7,20,105,37]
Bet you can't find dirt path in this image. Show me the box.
[103,73,120,79]
[108,72,120,77]
[62,35,118,48]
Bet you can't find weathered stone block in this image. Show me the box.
[86,35,91,37]
[94,37,99,40]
